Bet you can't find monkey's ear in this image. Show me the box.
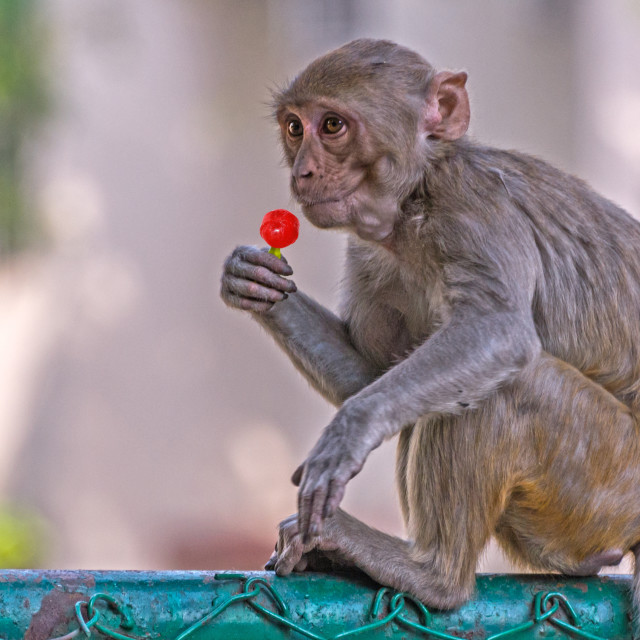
[422,71,470,141]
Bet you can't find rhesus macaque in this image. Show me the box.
[221,39,640,620]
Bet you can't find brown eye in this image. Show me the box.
[287,119,303,137]
[322,116,344,135]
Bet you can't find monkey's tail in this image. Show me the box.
[632,544,640,639]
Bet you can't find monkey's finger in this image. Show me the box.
[257,247,295,272]
[277,525,287,555]
[297,492,312,542]
[298,490,319,543]
[242,247,294,276]
[265,551,278,571]
[224,275,289,303]
[275,540,304,576]
[291,464,304,486]
[228,261,298,293]
[324,478,346,519]
[279,513,300,530]
[277,517,299,557]
[307,485,328,538]
[221,292,275,314]
[298,484,328,541]
[294,556,308,572]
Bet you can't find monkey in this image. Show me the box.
[220,38,640,622]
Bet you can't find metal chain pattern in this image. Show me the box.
[45,572,610,640]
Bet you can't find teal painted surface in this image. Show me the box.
[0,570,633,639]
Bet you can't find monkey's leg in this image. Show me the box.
[494,352,640,575]
[397,412,515,607]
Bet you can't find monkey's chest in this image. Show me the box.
[351,279,447,368]
[389,286,442,337]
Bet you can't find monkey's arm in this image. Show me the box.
[255,291,381,406]
[221,245,379,406]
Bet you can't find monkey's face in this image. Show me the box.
[277,101,398,242]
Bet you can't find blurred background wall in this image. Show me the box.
[0,0,639,572]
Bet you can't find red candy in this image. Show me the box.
[260,209,299,249]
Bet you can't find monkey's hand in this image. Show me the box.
[265,512,342,576]
[220,245,297,313]
[293,415,369,541]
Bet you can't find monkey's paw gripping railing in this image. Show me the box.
[0,571,632,639]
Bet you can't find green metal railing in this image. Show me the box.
[0,570,632,639]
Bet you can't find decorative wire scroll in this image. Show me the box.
[47,593,136,640]
[45,572,610,640]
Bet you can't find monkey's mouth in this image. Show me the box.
[295,195,342,207]
[292,184,359,208]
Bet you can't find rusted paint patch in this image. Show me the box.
[0,570,30,583]
[25,590,85,640]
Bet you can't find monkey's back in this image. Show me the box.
[463,143,640,410]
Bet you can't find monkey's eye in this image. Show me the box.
[322,116,345,135]
[287,119,303,137]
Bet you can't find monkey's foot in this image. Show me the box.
[265,513,342,576]
[568,549,624,576]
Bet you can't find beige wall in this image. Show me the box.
[0,0,638,571]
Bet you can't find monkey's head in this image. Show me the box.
[272,39,470,242]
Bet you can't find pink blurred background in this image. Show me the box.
[1,0,639,573]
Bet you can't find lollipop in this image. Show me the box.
[260,209,299,259]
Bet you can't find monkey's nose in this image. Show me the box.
[294,167,314,180]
